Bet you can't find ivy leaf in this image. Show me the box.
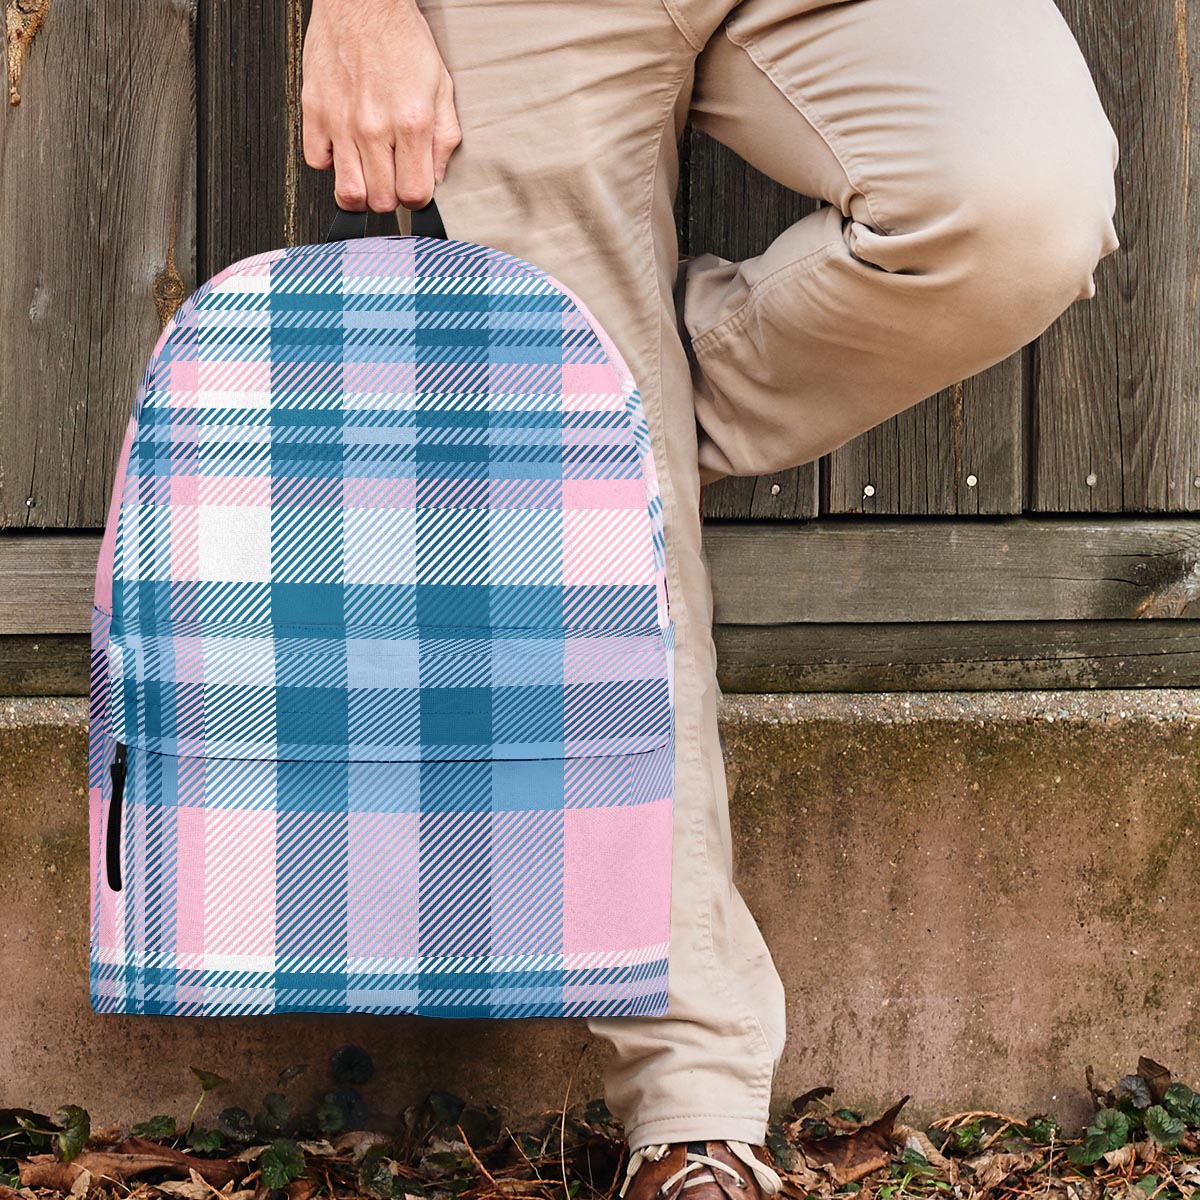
[331,1046,375,1087]
[325,1088,369,1131]
[187,1128,224,1154]
[1163,1083,1200,1127]
[1119,1076,1154,1110]
[132,1115,177,1141]
[260,1138,306,1189]
[52,1107,90,1164]
[1145,1106,1186,1149]
[1067,1142,1104,1167]
[765,1125,799,1173]
[1069,1108,1131,1166]
[357,1145,394,1199]
[1092,1108,1131,1150]
[315,1101,345,1137]
[427,1092,465,1126]
[217,1107,256,1145]
[191,1068,230,1094]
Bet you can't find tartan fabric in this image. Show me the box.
[89,235,675,1018]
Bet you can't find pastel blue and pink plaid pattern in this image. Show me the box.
[89,234,675,1018]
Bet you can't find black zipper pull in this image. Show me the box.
[105,741,127,892]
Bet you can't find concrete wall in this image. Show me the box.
[3,691,1199,1133]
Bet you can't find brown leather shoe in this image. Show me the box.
[617,1140,784,1200]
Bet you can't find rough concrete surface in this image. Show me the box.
[3,691,1199,1134]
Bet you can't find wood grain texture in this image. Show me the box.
[823,353,1025,517]
[703,518,1200,624]
[199,0,397,277]
[1034,0,1200,513]
[0,635,88,695]
[0,0,196,529]
[0,536,100,633]
[6,619,1200,697]
[11,520,1200,637]
[715,619,1200,691]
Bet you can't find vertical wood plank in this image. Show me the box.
[1034,0,1199,513]
[685,130,820,520]
[0,0,196,529]
[824,354,1025,515]
[199,0,396,279]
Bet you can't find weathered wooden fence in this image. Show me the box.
[1,0,1197,693]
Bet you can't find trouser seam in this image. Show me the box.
[689,239,842,351]
[721,25,896,235]
[659,0,705,51]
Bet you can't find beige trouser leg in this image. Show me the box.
[415,0,1119,1151]
[680,0,1121,484]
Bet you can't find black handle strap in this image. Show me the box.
[326,196,448,243]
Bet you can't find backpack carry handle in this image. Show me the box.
[326,195,448,243]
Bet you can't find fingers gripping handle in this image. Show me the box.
[326,195,448,243]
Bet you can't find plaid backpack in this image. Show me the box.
[89,200,675,1019]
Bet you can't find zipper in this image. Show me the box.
[105,741,127,892]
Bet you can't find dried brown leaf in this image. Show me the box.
[156,1179,215,1200]
[965,1150,1035,1191]
[332,1131,393,1162]
[893,1125,951,1169]
[799,1096,908,1186]
[1138,1058,1172,1105]
[284,1177,318,1200]
[1102,1144,1136,1169]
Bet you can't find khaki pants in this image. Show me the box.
[415,0,1120,1150]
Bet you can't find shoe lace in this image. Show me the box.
[618,1141,783,1199]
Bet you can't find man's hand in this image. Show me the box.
[302,0,462,213]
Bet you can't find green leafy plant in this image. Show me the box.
[1145,1106,1186,1149]
[5,1107,91,1166]
[217,1106,256,1145]
[259,1137,306,1189]
[1068,1108,1131,1166]
[186,1067,229,1138]
[132,1115,177,1140]
[1163,1083,1200,1127]
[187,1127,224,1153]
[358,1144,397,1199]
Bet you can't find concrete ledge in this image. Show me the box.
[3,692,1199,1132]
[721,689,1200,1131]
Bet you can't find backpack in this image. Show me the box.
[88,200,675,1019]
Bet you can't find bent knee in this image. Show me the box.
[962,143,1119,311]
